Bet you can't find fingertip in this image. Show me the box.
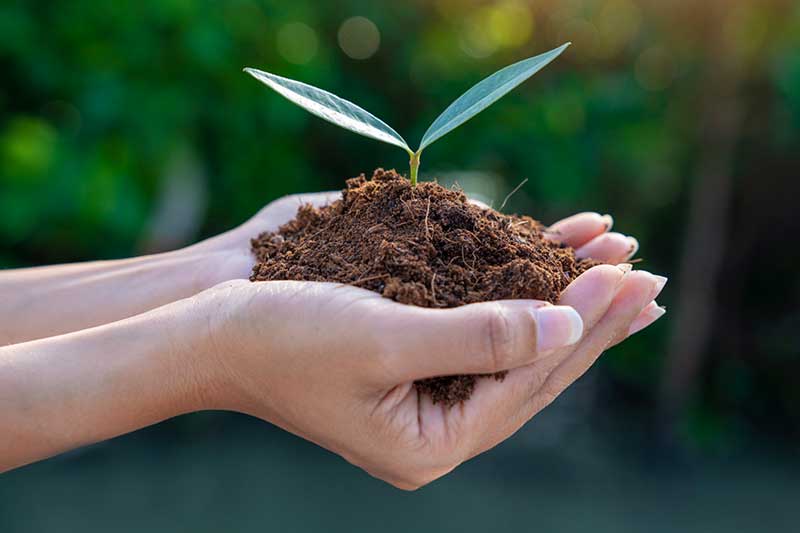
[558,264,624,331]
[561,264,624,302]
[616,270,658,307]
[628,301,667,335]
[626,236,640,259]
[652,275,668,299]
[546,212,610,248]
[575,232,635,263]
[469,198,491,210]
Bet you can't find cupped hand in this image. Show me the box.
[187,264,664,490]
[179,192,664,489]
[191,268,663,490]
[183,192,342,284]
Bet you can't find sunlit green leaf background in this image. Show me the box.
[1,0,799,531]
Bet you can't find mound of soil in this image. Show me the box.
[251,169,596,406]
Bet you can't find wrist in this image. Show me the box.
[173,243,255,294]
[159,280,256,414]
[0,306,218,471]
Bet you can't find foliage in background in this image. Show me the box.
[1,0,799,453]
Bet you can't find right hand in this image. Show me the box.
[183,260,663,490]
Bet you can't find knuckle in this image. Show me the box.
[524,369,549,397]
[482,304,515,372]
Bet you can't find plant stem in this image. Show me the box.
[409,150,421,187]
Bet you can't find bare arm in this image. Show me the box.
[0,250,226,345]
[0,296,206,471]
[0,192,340,345]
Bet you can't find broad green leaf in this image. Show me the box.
[244,67,411,152]
[418,42,571,151]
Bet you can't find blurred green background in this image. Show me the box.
[1,0,799,531]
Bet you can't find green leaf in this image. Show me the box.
[244,67,411,153]
[418,42,571,151]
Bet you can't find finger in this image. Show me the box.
[382,300,583,382]
[606,273,667,345]
[462,273,653,456]
[509,264,626,379]
[455,265,625,456]
[575,233,639,263]
[558,264,626,331]
[628,301,666,336]
[531,271,656,408]
[544,212,613,248]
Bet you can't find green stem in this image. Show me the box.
[409,150,421,187]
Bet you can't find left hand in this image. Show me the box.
[184,192,342,285]
[188,191,642,286]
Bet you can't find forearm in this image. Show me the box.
[0,299,212,472]
[0,248,228,345]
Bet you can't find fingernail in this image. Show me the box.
[534,306,583,352]
[626,236,639,258]
[652,275,668,299]
[628,303,667,335]
[612,263,632,289]
[601,214,614,231]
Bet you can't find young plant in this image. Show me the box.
[244,43,570,186]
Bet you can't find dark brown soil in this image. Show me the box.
[250,169,596,406]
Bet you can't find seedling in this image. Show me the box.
[244,42,570,186]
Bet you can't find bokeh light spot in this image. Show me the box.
[594,0,642,59]
[337,16,380,60]
[276,22,318,65]
[0,117,57,182]
[723,3,770,65]
[460,2,533,59]
[487,1,533,48]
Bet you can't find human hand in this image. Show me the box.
[190,269,664,489]
[187,245,664,489]
[183,192,342,285]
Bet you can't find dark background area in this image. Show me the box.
[1,0,798,531]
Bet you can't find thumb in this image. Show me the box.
[381,300,583,382]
